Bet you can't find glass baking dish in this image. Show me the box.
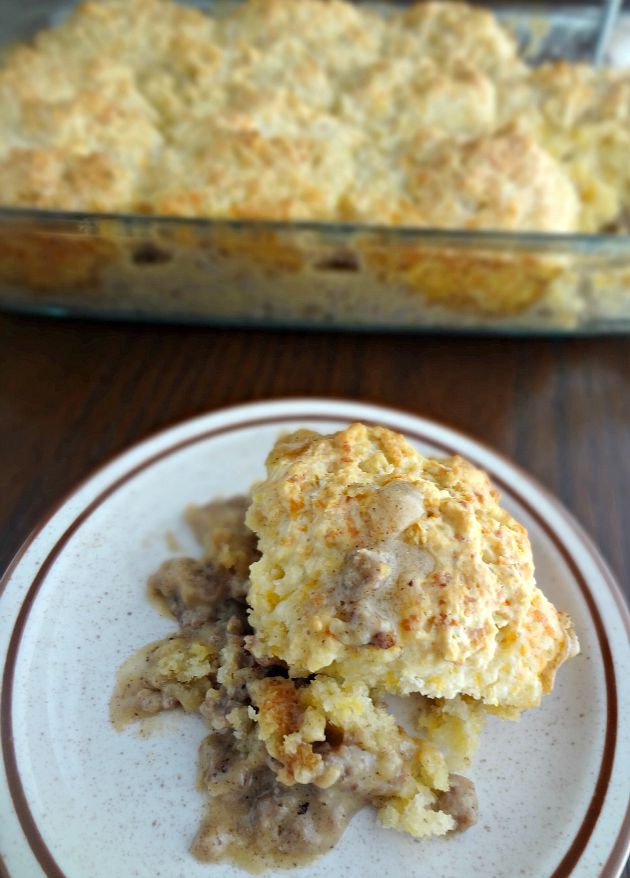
[1,1,629,334]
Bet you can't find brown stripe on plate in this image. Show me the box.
[600,801,630,878]
[0,410,626,878]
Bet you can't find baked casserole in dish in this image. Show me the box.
[0,0,629,331]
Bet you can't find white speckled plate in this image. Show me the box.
[1,399,629,878]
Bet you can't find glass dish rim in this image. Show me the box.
[2,206,630,253]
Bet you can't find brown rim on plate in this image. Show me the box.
[1,409,627,878]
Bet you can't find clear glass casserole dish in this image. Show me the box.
[1,1,629,334]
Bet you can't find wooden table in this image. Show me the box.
[2,313,629,586]
[1,311,628,876]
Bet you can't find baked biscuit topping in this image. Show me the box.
[1,0,627,231]
[246,424,578,708]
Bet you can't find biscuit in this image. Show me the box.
[0,0,625,232]
[246,424,579,709]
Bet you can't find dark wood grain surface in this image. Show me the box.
[2,313,629,587]
[0,311,628,877]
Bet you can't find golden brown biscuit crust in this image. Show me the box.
[246,424,579,709]
[0,0,626,232]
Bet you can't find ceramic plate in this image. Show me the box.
[1,399,628,878]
